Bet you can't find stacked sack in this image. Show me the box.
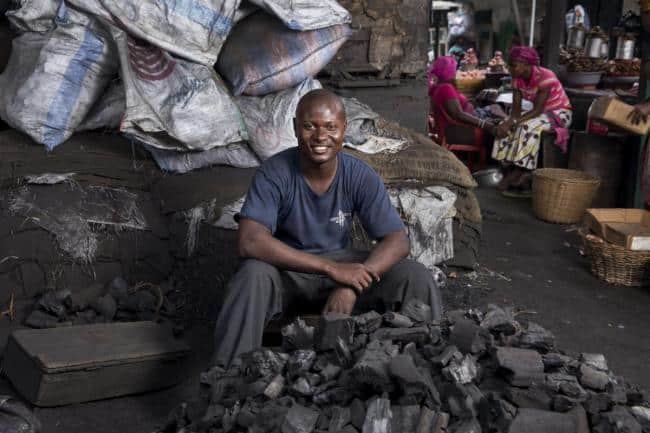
[0,0,353,168]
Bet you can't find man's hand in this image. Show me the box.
[325,262,379,293]
[323,287,357,315]
[628,101,650,125]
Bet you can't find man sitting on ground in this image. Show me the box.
[212,89,443,368]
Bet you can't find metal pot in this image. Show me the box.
[615,35,636,60]
[599,41,609,59]
[472,168,504,187]
[584,36,604,58]
[567,25,586,49]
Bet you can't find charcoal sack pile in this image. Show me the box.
[158,303,648,433]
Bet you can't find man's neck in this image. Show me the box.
[299,156,338,195]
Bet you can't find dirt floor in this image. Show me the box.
[1,186,649,433]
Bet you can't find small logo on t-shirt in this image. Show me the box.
[330,210,351,227]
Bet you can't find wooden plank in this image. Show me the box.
[10,322,188,372]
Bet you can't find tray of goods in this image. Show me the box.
[604,59,640,80]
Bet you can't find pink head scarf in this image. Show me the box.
[509,46,540,66]
[428,56,457,97]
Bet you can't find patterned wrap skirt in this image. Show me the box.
[492,109,573,170]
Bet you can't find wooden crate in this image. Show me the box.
[3,321,189,407]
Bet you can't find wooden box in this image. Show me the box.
[3,322,190,407]
[588,97,650,135]
[584,208,650,250]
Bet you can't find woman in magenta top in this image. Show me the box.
[428,56,497,138]
[493,46,573,192]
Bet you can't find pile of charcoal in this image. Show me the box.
[24,277,181,329]
[159,301,649,433]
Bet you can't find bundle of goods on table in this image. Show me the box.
[454,50,508,97]
[0,0,354,168]
[560,25,640,89]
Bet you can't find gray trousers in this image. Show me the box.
[212,249,443,368]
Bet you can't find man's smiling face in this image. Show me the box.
[294,92,347,167]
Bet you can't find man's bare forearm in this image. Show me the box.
[364,230,410,277]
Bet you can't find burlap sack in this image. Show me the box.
[345,119,477,190]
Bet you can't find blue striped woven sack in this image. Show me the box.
[216,11,352,96]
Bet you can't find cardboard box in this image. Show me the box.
[588,97,650,136]
[3,322,189,407]
[584,208,650,250]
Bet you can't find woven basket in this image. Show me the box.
[583,234,650,286]
[454,78,485,99]
[532,168,600,224]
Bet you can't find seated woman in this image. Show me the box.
[428,56,497,139]
[493,46,573,192]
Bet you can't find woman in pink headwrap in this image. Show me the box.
[493,46,572,193]
[428,56,497,140]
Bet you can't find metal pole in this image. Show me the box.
[529,0,537,46]
[511,0,524,44]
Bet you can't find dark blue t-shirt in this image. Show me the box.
[239,148,405,253]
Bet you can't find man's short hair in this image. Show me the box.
[295,89,346,119]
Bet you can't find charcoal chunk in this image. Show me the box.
[37,290,71,318]
[383,312,414,328]
[291,377,315,397]
[495,347,544,387]
[580,353,608,372]
[450,319,489,355]
[400,298,432,323]
[92,294,117,320]
[506,385,553,410]
[584,392,613,415]
[594,406,642,433]
[320,363,342,382]
[509,407,589,433]
[390,405,420,433]
[370,327,431,345]
[288,350,317,378]
[352,340,399,391]
[630,406,650,433]
[389,355,439,402]
[282,318,315,351]
[579,364,610,391]
[362,398,392,433]
[282,404,320,433]
[350,398,366,431]
[433,412,450,433]
[480,304,517,335]
[442,355,478,384]
[329,406,351,432]
[448,418,482,433]
[543,353,572,371]
[354,311,383,334]
[25,310,70,329]
[242,349,287,381]
[316,313,355,351]
[517,322,555,353]
[264,374,286,399]
[432,345,463,368]
[553,395,579,412]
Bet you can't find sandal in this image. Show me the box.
[501,187,532,198]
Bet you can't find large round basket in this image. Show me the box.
[532,168,600,224]
[583,234,650,287]
[454,78,485,99]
